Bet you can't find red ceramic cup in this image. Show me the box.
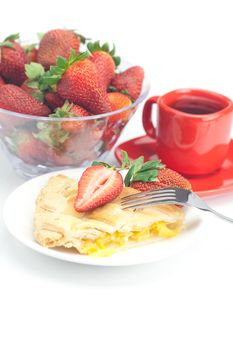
[142,89,233,175]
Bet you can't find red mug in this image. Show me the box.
[142,88,233,175]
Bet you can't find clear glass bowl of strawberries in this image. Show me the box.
[0,30,149,178]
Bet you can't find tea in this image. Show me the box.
[171,97,224,115]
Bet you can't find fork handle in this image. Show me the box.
[208,208,233,223]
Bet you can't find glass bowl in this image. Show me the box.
[0,62,150,178]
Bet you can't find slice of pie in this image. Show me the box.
[34,174,185,257]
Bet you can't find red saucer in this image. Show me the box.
[115,135,233,197]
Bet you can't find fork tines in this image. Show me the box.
[121,188,177,210]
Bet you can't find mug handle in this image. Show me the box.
[142,96,159,139]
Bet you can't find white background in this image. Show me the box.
[1,0,233,349]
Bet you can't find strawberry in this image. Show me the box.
[108,92,132,123]
[0,84,50,116]
[24,44,38,62]
[122,151,192,191]
[102,124,122,150]
[37,29,81,70]
[50,100,91,133]
[87,41,120,88]
[0,33,28,85]
[110,66,144,100]
[0,76,5,85]
[44,92,64,110]
[131,168,192,191]
[47,50,111,114]
[74,164,123,212]
[12,129,72,165]
[12,129,45,164]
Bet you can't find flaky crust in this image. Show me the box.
[34,174,184,254]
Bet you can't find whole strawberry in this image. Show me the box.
[108,92,132,123]
[12,129,45,164]
[122,152,192,191]
[50,100,91,133]
[110,66,144,100]
[37,29,81,70]
[24,44,38,63]
[87,41,120,88]
[44,92,64,110]
[0,84,50,116]
[0,33,28,85]
[12,129,72,165]
[48,50,111,114]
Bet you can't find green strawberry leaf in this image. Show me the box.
[113,56,121,67]
[123,151,165,186]
[124,156,144,186]
[4,33,20,42]
[91,161,114,169]
[24,44,37,54]
[34,122,69,148]
[102,42,109,52]
[25,62,45,80]
[140,160,165,172]
[108,86,118,92]
[1,42,14,48]
[121,150,131,169]
[31,90,44,102]
[87,41,121,67]
[49,101,73,118]
[26,81,39,89]
[37,32,44,40]
[121,89,129,95]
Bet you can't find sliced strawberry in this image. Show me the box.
[74,165,123,212]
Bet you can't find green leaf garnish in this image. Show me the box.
[121,150,131,169]
[124,156,144,187]
[122,151,165,186]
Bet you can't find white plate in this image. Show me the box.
[3,168,203,266]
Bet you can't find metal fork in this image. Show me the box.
[121,187,233,223]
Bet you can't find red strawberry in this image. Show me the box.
[56,52,111,114]
[50,101,91,133]
[13,129,72,165]
[74,164,123,212]
[0,84,50,116]
[102,124,122,150]
[108,92,132,123]
[45,92,64,110]
[24,45,38,63]
[87,41,120,88]
[0,34,28,85]
[37,29,81,70]
[131,168,192,191]
[0,76,5,85]
[13,129,45,164]
[110,66,144,100]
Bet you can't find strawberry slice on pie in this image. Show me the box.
[74,164,123,212]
